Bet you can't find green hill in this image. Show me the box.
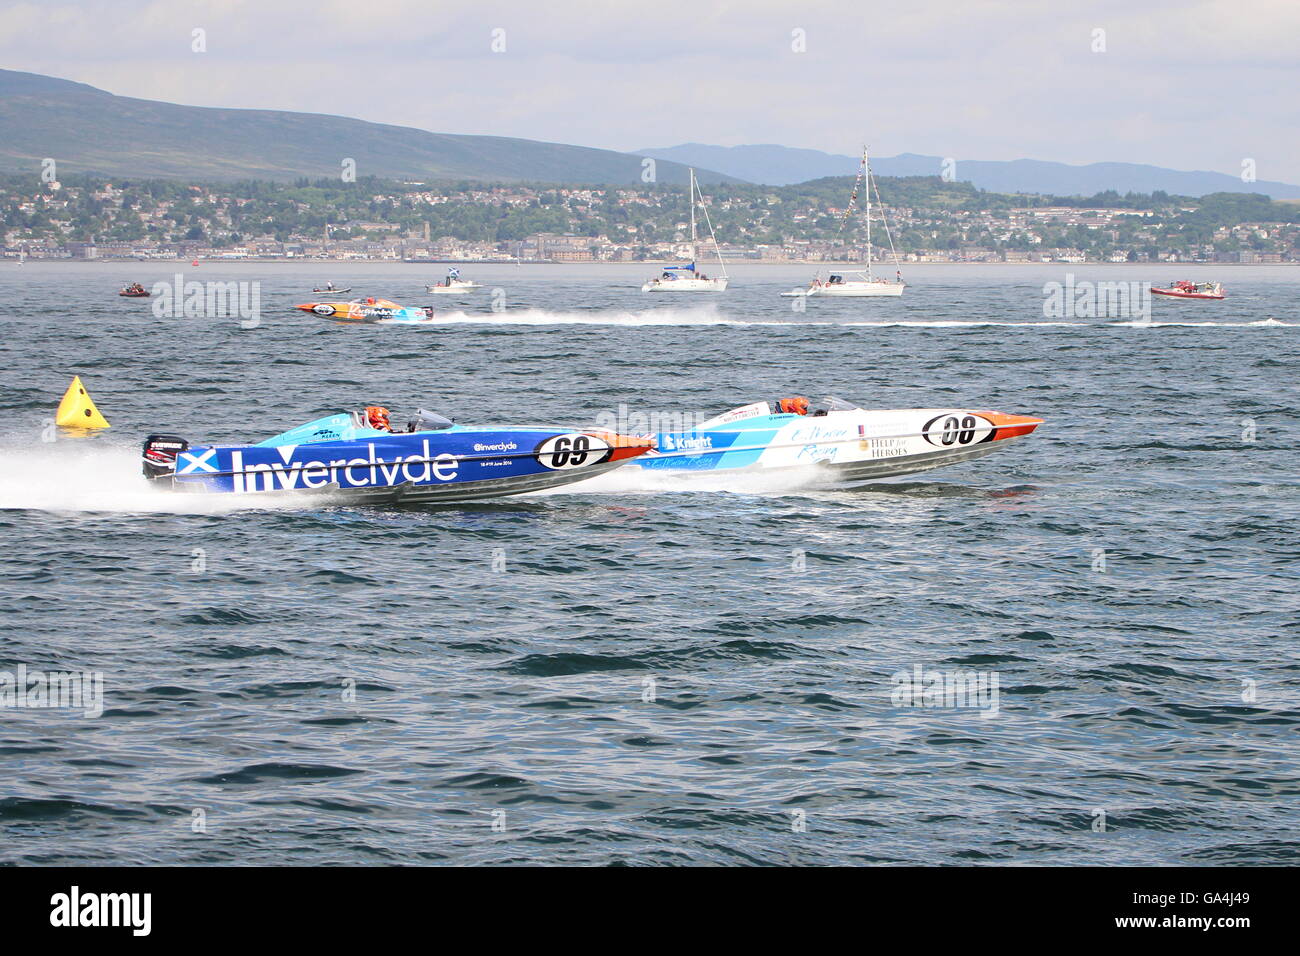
[0,70,737,186]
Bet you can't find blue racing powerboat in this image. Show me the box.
[143,406,653,503]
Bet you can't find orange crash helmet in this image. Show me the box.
[777,396,810,416]
[365,405,392,431]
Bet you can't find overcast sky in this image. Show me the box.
[4,0,1298,183]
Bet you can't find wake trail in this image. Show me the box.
[423,306,1099,329]
[0,441,338,515]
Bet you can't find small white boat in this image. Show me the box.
[643,168,729,293]
[427,269,483,294]
[790,271,906,297]
[642,269,728,293]
[784,146,906,299]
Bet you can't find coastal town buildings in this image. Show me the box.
[3,176,1296,263]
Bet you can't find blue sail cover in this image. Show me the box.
[664,263,696,271]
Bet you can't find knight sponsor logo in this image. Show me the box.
[661,433,714,451]
[183,440,460,492]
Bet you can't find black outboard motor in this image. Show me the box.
[142,434,189,480]
[406,409,453,432]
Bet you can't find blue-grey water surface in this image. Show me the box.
[0,262,1296,865]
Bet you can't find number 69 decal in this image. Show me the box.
[534,433,612,469]
[922,413,996,447]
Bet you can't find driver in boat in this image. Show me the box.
[362,406,452,433]
[772,396,810,416]
[365,406,394,432]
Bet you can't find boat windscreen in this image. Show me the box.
[407,408,453,431]
[813,396,860,414]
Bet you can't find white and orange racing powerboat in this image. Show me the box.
[629,396,1043,485]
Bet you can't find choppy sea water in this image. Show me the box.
[0,262,1296,866]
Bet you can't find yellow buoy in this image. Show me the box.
[55,375,110,429]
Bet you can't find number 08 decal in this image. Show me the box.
[922,413,996,447]
[534,433,612,469]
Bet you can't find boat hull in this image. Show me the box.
[427,281,483,294]
[152,426,652,503]
[635,406,1041,487]
[1151,287,1224,300]
[297,301,435,323]
[642,278,729,292]
[811,281,904,297]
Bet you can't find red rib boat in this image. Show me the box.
[1151,280,1225,300]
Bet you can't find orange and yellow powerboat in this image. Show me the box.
[296,297,434,323]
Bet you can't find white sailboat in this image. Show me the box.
[642,168,728,292]
[783,146,905,298]
[427,266,483,294]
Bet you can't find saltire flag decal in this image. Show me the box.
[177,448,219,474]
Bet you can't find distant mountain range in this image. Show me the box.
[637,143,1300,199]
[6,69,1297,199]
[0,70,734,186]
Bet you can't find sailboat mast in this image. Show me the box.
[689,168,697,264]
[863,147,872,279]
